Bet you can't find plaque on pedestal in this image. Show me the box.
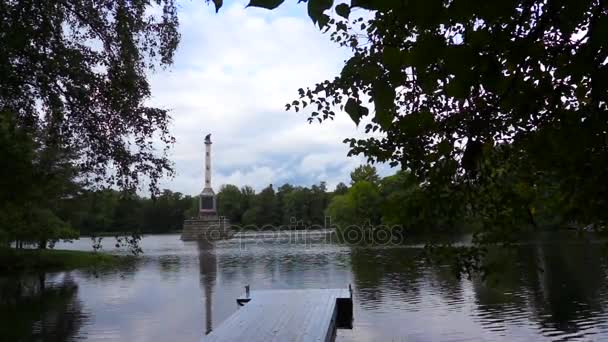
[199,187,216,216]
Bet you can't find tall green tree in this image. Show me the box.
[217,184,244,224]
[333,182,349,196]
[326,180,381,229]
[309,181,328,225]
[1,0,181,193]
[276,183,295,225]
[239,186,256,224]
[283,186,312,225]
[0,111,79,248]
[378,170,465,235]
[350,165,380,186]
[252,184,278,226]
[244,0,608,272]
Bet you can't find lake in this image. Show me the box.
[2,231,608,341]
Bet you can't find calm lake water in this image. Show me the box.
[2,232,608,341]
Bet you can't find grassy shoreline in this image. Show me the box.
[0,248,132,274]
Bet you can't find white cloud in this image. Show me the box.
[147,0,384,195]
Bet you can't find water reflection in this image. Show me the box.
[344,236,608,341]
[0,273,87,342]
[351,247,426,310]
[1,233,608,341]
[197,240,217,335]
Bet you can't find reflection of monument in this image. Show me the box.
[181,134,230,241]
[197,240,217,335]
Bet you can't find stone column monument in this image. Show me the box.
[199,134,216,216]
[181,133,230,241]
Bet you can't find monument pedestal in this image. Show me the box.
[181,215,231,241]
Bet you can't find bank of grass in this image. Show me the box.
[0,248,133,273]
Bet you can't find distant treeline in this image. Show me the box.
[4,160,565,248]
[2,164,482,244]
[56,181,335,235]
[58,190,198,235]
[55,181,339,235]
[56,165,428,235]
[216,182,334,228]
[58,164,470,235]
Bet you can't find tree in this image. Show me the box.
[217,184,244,224]
[241,207,262,227]
[0,111,80,248]
[1,0,181,193]
[325,194,356,228]
[379,171,422,228]
[350,165,380,186]
[309,182,328,225]
[283,186,312,225]
[0,111,36,245]
[112,193,142,232]
[243,0,608,272]
[378,170,464,235]
[334,182,349,196]
[276,183,295,225]
[240,186,256,215]
[252,184,278,226]
[240,185,281,227]
[326,180,381,229]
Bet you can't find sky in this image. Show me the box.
[147,0,387,195]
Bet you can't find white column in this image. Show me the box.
[205,141,211,188]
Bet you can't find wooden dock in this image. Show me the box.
[204,287,353,342]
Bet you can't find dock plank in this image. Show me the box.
[204,288,352,342]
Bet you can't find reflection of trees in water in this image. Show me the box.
[351,247,425,307]
[471,238,608,336]
[471,247,534,332]
[158,255,182,281]
[75,258,141,283]
[197,240,217,335]
[426,264,466,308]
[474,239,606,334]
[352,247,465,308]
[0,273,87,342]
[350,239,608,338]
[525,239,607,334]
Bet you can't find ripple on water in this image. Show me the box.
[5,234,608,342]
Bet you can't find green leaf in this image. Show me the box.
[318,14,330,29]
[375,110,392,129]
[335,3,350,19]
[212,0,223,12]
[351,0,392,10]
[308,0,333,24]
[246,0,285,10]
[382,47,402,73]
[372,81,396,129]
[445,79,468,99]
[344,98,368,125]
[437,140,452,155]
[358,63,382,82]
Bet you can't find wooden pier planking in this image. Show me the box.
[204,288,352,342]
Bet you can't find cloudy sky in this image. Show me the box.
[147,0,386,195]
